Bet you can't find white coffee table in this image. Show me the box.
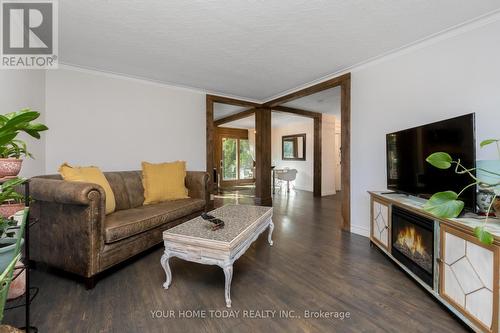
[161,204,274,308]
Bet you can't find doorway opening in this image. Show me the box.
[209,99,259,202]
[263,74,350,230]
[216,127,254,189]
[206,73,351,231]
[276,86,342,197]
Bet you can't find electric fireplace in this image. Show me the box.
[391,206,434,287]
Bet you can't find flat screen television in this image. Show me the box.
[386,113,476,211]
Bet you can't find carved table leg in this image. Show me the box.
[161,251,172,289]
[268,220,274,246]
[223,265,233,308]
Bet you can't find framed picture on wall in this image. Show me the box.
[282,134,306,161]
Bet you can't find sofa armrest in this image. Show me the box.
[29,177,105,277]
[185,171,209,203]
[30,177,106,206]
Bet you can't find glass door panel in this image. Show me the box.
[222,138,237,181]
[239,139,253,179]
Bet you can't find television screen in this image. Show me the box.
[386,113,476,211]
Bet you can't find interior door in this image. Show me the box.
[216,127,255,189]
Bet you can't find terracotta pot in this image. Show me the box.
[7,259,25,300]
[0,203,25,219]
[0,158,22,178]
[494,198,500,218]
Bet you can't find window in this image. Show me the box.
[222,138,237,180]
[239,139,253,180]
[221,137,254,182]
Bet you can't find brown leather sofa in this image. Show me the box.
[29,170,209,288]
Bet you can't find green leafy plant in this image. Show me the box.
[0,217,17,239]
[0,108,48,158]
[0,178,26,204]
[0,140,32,159]
[424,139,500,245]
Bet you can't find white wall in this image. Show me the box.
[0,70,46,177]
[334,120,341,191]
[350,17,500,237]
[45,68,206,173]
[271,120,314,191]
[322,114,339,196]
[270,115,338,194]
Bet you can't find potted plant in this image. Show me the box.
[0,208,27,302]
[0,215,22,272]
[0,108,48,178]
[0,140,32,179]
[424,139,500,245]
[0,178,26,219]
[0,178,26,272]
[0,108,46,310]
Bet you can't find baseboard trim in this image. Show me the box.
[350,224,370,237]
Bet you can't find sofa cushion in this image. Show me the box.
[142,161,189,204]
[104,172,131,211]
[59,163,116,214]
[120,171,145,208]
[104,198,205,243]
[104,171,145,210]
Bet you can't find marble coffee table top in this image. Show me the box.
[164,204,272,243]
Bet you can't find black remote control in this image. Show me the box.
[201,213,215,220]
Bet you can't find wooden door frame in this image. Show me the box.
[215,127,255,188]
[206,95,260,193]
[262,73,351,231]
[206,73,351,231]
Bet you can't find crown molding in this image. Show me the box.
[56,8,500,105]
[55,62,262,104]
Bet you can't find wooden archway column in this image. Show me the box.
[340,78,351,230]
[254,108,272,206]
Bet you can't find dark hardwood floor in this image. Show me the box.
[4,191,467,332]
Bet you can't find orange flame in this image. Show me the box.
[396,226,427,256]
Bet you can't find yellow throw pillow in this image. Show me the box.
[59,163,116,215]
[142,161,189,205]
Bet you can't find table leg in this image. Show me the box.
[268,220,274,246]
[161,251,172,289]
[223,265,233,308]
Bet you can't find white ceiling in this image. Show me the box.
[60,1,500,101]
[282,87,341,117]
[214,103,248,120]
[222,115,255,129]
[222,112,312,129]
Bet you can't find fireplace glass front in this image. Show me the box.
[391,206,434,288]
